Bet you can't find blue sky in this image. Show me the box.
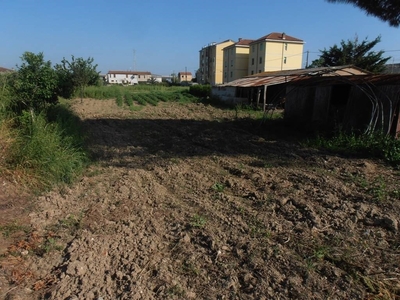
[1,0,400,76]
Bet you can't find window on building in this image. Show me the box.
[284,57,287,64]
[260,44,263,50]
[251,71,254,75]
[252,46,255,52]
[251,58,254,65]
[259,70,261,73]
[259,57,262,64]
[231,60,233,67]
[126,74,128,78]
[113,74,116,78]
[285,43,288,51]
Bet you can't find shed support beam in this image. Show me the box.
[263,85,267,111]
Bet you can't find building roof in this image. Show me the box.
[236,38,254,46]
[250,32,304,44]
[107,70,151,75]
[201,39,235,49]
[219,65,370,88]
[290,73,400,87]
[178,72,192,75]
[224,39,254,50]
[0,67,13,72]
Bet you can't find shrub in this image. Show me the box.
[189,84,211,98]
[11,52,58,114]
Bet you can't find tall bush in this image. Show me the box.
[189,84,211,98]
[11,52,58,114]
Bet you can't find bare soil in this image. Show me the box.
[1,99,399,300]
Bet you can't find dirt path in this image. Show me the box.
[2,99,400,299]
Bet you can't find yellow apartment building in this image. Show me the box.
[198,39,235,85]
[223,38,254,83]
[248,32,304,75]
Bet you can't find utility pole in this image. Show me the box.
[305,50,309,68]
[133,49,136,71]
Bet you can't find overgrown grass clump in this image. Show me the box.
[307,131,400,166]
[4,103,88,188]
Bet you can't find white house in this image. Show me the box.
[106,71,154,85]
[106,71,139,85]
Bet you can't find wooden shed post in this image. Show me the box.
[263,85,267,111]
[256,88,261,108]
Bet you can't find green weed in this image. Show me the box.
[35,236,63,256]
[190,214,207,228]
[306,131,400,166]
[212,182,225,192]
[0,223,31,238]
[167,284,185,297]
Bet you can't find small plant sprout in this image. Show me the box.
[191,214,207,228]
[212,182,225,192]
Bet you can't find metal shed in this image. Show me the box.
[211,66,369,109]
[286,74,400,137]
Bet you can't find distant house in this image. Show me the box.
[178,71,192,83]
[0,67,13,73]
[106,71,152,85]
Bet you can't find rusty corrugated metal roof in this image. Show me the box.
[290,73,400,86]
[219,65,371,88]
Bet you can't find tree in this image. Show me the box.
[308,35,391,73]
[326,0,400,27]
[148,76,158,85]
[55,56,99,101]
[12,52,58,113]
[170,72,179,85]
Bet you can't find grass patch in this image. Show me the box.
[6,104,88,189]
[0,223,31,238]
[305,131,400,167]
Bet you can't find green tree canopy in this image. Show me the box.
[326,0,400,27]
[308,35,391,73]
[12,52,58,113]
[55,56,99,100]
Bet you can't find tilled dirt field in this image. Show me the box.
[1,99,400,299]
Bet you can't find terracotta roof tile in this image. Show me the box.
[236,39,254,46]
[107,70,151,75]
[251,32,304,44]
[0,67,13,72]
